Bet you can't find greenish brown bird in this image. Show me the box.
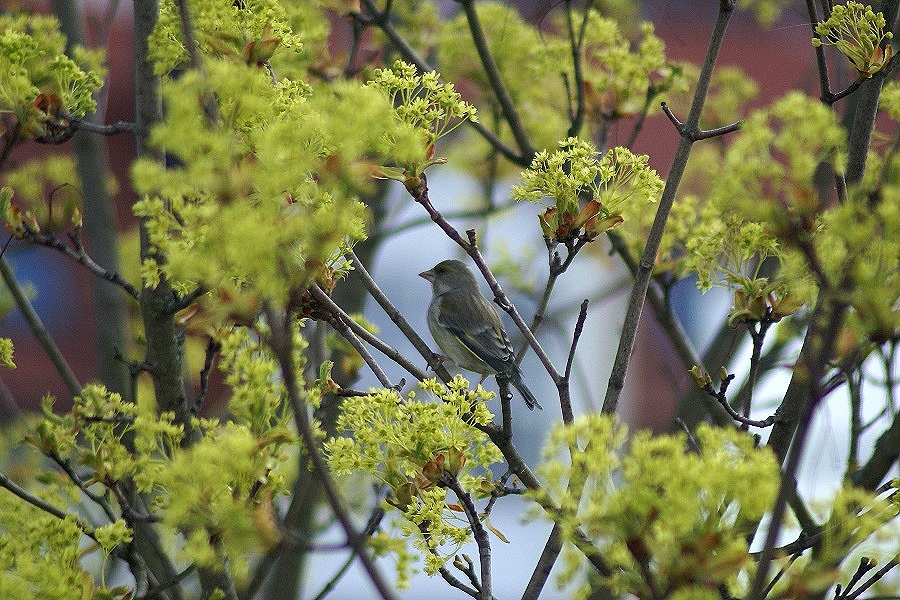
[420,259,542,410]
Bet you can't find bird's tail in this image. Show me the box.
[506,370,542,411]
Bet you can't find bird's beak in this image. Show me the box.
[419,268,435,282]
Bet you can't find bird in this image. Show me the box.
[419,259,542,410]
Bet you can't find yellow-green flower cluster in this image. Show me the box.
[513,137,661,243]
[367,60,478,155]
[132,58,424,308]
[880,80,900,120]
[158,423,287,584]
[0,505,90,599]
[644,92,846,321]
[0,337,13,369]
[149,0,307,75]
[25,379,294,588]
[579,17,680,118]
[325,376,501,581]
[0,14,105,137]
[2,155,84,231]
[30,386,184,493]
[812,2,893,77]
[216,325,296,436]
[534,416,780,598]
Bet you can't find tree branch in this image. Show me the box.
[309,284,414,388]
[442,474,491,600]
[358,0,527,165]
[264,303,399,600]
[0,470,96,542]
[0,256,81,396]
[602,1,736,414]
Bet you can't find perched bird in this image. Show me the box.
[420,259,542,410]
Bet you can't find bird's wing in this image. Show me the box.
[437,292,515,374]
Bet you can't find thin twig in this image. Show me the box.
[699,374,777,429]
[563,0,589,138]
[560,300,589,425]
[48,451,118,522]
[602,1,737,415]
[18,228,141,300]
[660,102,741,140]
[143,564,197,600]
[308,285,398,389]
[748,296,850,598]
[0,470,97,541]
[457,0,534,162]
[193,338,220,415]
[0,256,82,396]
[263,303,399,600]
[308,507,386,600]
[673,418,702,453]
[69,117,135,135]
[741,319,773,426]
[309,283,423,386]
[843,559,898,600]
[442,474,491,600]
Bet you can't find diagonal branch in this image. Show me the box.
[359,0,526,165]
[0,256,81,396]
[0,470,97,542]
[18,228,141,300]
[456,0,536,162]
[264,303,399,600]
[309,283,420,386]
[602,0,737,415]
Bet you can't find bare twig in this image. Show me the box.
[602,1,737,415]
[263,303,399,600]
[442,474,491,600]
[456,0,534,161]
[308,283,422,386]
[699,373,777,429]
[193,338,220,415]
[842,558,898,600]
[306,507,387,600]
[748,296,850,599]
[14,228,141,300]
[850,408,900,490]
[308,285,398,389]
[563,0,590,138]
[741,318,774,425]
[0,256,81,397]
[560,300,589,425]
[69,117,135,135]
[0,470,96,541]
[661,102,741,140]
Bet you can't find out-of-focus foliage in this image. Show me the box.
[534,416,781,599]
[0,14,104,141]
